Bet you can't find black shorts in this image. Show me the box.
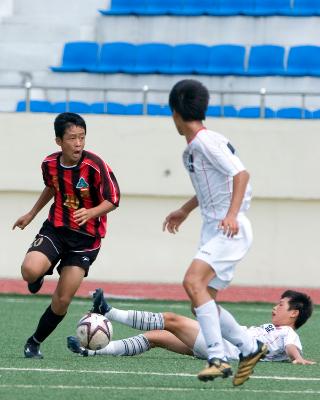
[27,220,101,277]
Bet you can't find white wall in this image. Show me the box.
[1,114,319,287]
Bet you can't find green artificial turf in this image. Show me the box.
[0,295,319,400]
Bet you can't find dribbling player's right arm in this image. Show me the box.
[12,186,54,230]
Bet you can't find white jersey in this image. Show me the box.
[183,128,252,222]
[247,324,302,362]
[194,323,302,362]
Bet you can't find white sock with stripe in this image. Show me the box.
[106,308,164,331]
[90,334,151,356]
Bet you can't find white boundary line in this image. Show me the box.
[1,367,320,382]
[0,384,320,395]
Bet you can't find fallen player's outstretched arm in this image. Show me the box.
[285,344,316,365]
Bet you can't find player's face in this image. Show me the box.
[271,297,298,328]
[56,125,86,166]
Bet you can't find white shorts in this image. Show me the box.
[195,214,253,290]
[193,330,240,361]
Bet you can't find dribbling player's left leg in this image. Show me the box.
[24,266,85,359]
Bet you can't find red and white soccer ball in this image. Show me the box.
[76,312,113,350]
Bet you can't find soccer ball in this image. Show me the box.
[76,312,113,350]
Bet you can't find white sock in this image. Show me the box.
[195,300,225,360]
[106,308,164,331]
[219,306,257,356]
[92,334,150,356]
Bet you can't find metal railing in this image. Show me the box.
[1,81,319,118]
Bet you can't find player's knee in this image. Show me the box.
[183,277,202,298]
[163,312,180,330]
[53,294,72,313]
[21,262,38,283]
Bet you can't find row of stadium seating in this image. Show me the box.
[16,100,319,119]
[51,42,320,76]
[100,0,320,17]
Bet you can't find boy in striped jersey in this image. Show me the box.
[68,289,315,386]
[13,113,120,359]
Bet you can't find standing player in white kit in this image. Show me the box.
[163,79,267,385]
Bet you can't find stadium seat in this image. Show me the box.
[246,45,285,76]
[50,42,99,72]
[207,0,254,16]
[142,0,183,15]
[52,101,91,113]
[312,109,320,118]
[238,107,275,118]
[286,46,320,76]
[291,0,320,16]
[276,107,312,119]
[147,104,172,116]
[106,102,128,114]
[124,43,173,74]
[206,105,238,117]
[90,102,108,114]
[16,100,52,113]
[87,42,136,73]
[177,0,213,16]
[99,0,146,16]
[161,44,209,74]
[246,0,292,16]
[196,45,245,75]
[126,103,144,115]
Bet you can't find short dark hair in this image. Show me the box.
[281,290,313,329]
[168,79,209,122]
[54,112,86,138]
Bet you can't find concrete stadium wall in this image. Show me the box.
[0,114,318,287]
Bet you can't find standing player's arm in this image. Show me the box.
[12,186,55,230]
[219,170,250,237]
[285,344,316,365]
[163,195,198,234]
[74,200,116,227]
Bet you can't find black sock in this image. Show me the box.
[32,305,66,343]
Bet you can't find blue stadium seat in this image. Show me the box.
[52,101,91,113]
[147,104,172,116]
[90,102,108,114]
[291,0,320,16]
[286,46,320,76]
[124,43,173,74]
[90,102,143,114]
[106,102,128,114]
[177,0,213,16]
[161,44,209,74]
[312,109,320,118]
[208,0,254,16]
[206,105,238,117]
[87,42,136,73]
[238,107,275,118]
[51,42,99,72]
[246,45,285,76]
[126,103,144,115]
[246,0,292,16]
[196,45,245,75]
[276,107,312,119]
[143,0,183,15]
[99,0,146,15]
[16,100,52,113]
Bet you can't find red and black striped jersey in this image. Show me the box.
[41,150,120,238]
